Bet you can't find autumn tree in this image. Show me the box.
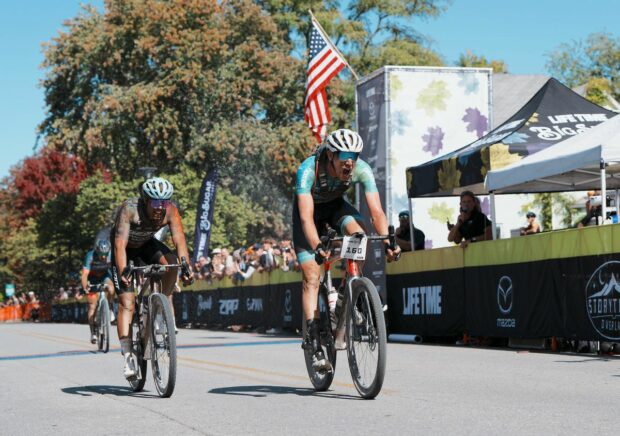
[256,0,448,126]
[9,149,90,221]
[40,0,309,179]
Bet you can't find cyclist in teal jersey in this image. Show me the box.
[293,128,401,371]
[79,239,114,344]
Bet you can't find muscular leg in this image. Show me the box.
[159,253,179,315]
[117,292,135,339]
[301,261,321,321]
[104,278,115,306]
[86,293,97,337]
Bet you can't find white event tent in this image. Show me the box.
[485,115,620,220]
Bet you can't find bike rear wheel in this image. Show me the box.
[128,319,148,392]
[97,298,110,353]
[150,293,177,398]
[303,288,337,391]
[346,277,387,399]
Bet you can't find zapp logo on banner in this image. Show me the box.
[496,276,516,328]
[586,261,620,340]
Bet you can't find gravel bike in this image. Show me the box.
[123,258,190,398]
[91,283,111,353]
[303,226,399,399]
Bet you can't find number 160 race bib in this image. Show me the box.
[341,235,368,261]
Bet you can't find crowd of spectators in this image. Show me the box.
[192,238,300,284]
[0,291,40,308]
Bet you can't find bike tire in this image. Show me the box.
[98,299,110,353]
[346,277,387,399]
[150,293,177,398]
[128,320,148,392]
[303,288,337,391]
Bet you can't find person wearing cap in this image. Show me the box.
[210,248,225,279]
[520,211,541,235]
[395,210,425,251]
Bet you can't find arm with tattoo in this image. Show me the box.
[169,206,192,274]
[114,203,132,278]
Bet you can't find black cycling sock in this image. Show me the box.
[306,318,322,354]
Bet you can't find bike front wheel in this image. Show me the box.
[303,287,337,391]
[97,298,110,353]
[346,277,387,399]
[128,320,148,392]
[150,293,177,398]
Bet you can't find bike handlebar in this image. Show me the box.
[317,225,400,264]
[122,256,192,279]
[88,283,107,293]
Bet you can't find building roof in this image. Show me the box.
[492,74,549,128]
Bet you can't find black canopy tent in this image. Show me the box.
[406,78,616,198]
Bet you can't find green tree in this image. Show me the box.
[75,171,141,245]
[4,219,60,293]
[256,0,448,126]
[457,50,508,73]
[520,193,580,231]
[546,32,620,102]
[40,0,307,178]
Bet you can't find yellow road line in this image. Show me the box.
[8,328,397,396]
[12,328,94,349]
[178,355,396,395]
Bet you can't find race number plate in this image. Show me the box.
[341,235,368,261]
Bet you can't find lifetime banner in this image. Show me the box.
[192,167,219,264]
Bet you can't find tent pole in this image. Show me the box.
[616,188,619,223]
[600,159,607,223]
[408,198,415,251]
[490,192,498,240]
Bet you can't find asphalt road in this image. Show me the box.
[1,322,618,435]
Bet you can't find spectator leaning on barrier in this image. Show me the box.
[520,211,541,235]
[260,238,277,272]
[221,248,235,277]
[395,210,425,251]
[279,239,298,272]
[210,248,225,279]
[448,190,493,248]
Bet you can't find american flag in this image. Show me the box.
[304,20,347,142]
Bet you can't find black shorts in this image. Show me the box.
[292,197,364,264]
[110,238,172,294]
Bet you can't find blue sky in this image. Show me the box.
[1,0,618,179]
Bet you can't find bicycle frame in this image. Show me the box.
[320,254,357,335]
[320,232,393,336]
[131,266,176,341]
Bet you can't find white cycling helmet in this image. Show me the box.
[142,177,174,200]
[324,128,363,153]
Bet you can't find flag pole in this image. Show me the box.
[308,9,359,81]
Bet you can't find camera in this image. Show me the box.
[589,195,602,207]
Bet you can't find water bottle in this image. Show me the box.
[327,287,338,312]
